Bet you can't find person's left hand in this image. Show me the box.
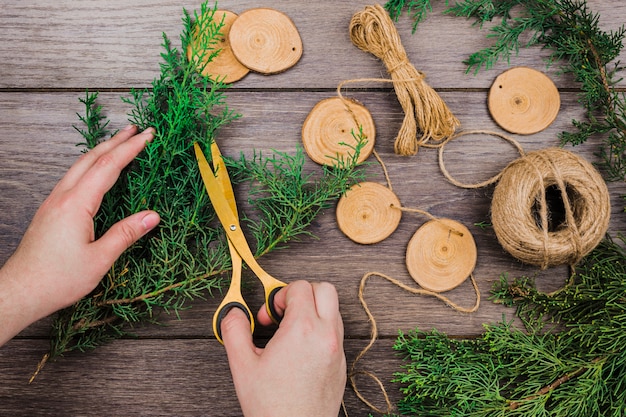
[0,125,160,345]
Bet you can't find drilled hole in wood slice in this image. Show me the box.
[336,182,401,245]
[229,8,302,74]
[302,97,375,166]
[406,219,476,292]
[186,10,250,84]
[488,67,560,135]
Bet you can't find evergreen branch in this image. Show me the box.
[384,0,446,33]
[44,1,366,368]
[384,0,626,180]
[72,91,110,151]
[393,235,626,416]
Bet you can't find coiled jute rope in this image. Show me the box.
[439,132,611,269]
[349,4,460,156]
[491,147,611,268]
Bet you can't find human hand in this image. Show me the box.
[221,280,346,417]
[0,125,160,345]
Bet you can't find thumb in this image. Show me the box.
[222,308,258,370]
[92,210,160,270]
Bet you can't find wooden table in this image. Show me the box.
[1,1,625,415]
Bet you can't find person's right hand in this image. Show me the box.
[221,280,346,417]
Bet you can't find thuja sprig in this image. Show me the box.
[384,0,626,180]
[46,2,234,366]
[42,1,366,373]
[227,129,368,256]
[73,91,110,151]
[385,0,449,33]
[392,235,626,416]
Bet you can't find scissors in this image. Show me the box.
[194,141,287,344]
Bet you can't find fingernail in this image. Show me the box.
[142,128,156,139]
[141,212,160,230]
[123,124,135,131]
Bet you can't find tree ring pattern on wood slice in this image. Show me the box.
[488,66,560,135]
[229,8,302,74]
[302,97,375,166]
[336,182,401,245]
[186,10,250,84]
[406,219,477,292]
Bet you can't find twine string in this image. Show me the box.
[349,4,460,155]
[438,130,526,188]
[439,131,610,268]
[350,271,481,415]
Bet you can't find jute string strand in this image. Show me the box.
[349,4,460,156]
[337,97,478,413]
[350,271,481,415]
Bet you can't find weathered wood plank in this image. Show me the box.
[2,91,625,342]
[2,1,626,415]
[0,338,403,417]
[0,0,624,89]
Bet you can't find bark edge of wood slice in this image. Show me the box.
[186,10,250,84]
[488,66,560,135]
[336,182,401,245]
[229,8,302,74]
[406,218,477,292]
[302,97,375,166]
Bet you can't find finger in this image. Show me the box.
[266,281,318,324]
[89,210,160,274]
[311,282,341,322]
[312,282,345,340]
[74,128,155,216]
[58,125,139,191]
[256,283,290,326]
[221,308,259,372]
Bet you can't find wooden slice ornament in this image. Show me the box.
[406,219,477,292]
[229,8,303,74]
[186,10,250,83]
[488,67,560,135]
[302,97,375,166]
[336,182,401,244]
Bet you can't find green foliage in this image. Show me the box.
[73,91,110,151]
[227,132,367,256]
[49,2,366,361]
[384,0,626,180]
[385,0,448,33]
[392,236,626,416]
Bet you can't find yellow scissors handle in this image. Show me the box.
[212,242,254,345]
[224,225,287,324]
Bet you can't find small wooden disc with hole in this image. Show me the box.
[302,97,375,166]
[488,67,560,135]
[406,219,477,292]
[229,8,302,74]
[336,182,401,245]
[186,10,250,84]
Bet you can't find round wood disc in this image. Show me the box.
[302,97,375,166]
[488,67,560,135]
[336,182,401,245]
[406,219,477,292]
[229,8,303,74]
[186,10,250,83]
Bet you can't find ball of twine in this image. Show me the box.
[349,4,460,156]
[491,147,610,269]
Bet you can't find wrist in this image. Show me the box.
[0,253,45,346]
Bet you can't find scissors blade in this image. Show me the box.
[194,142,240,230]
[209,141,238,218]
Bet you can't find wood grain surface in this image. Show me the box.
[1,1,625,416]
